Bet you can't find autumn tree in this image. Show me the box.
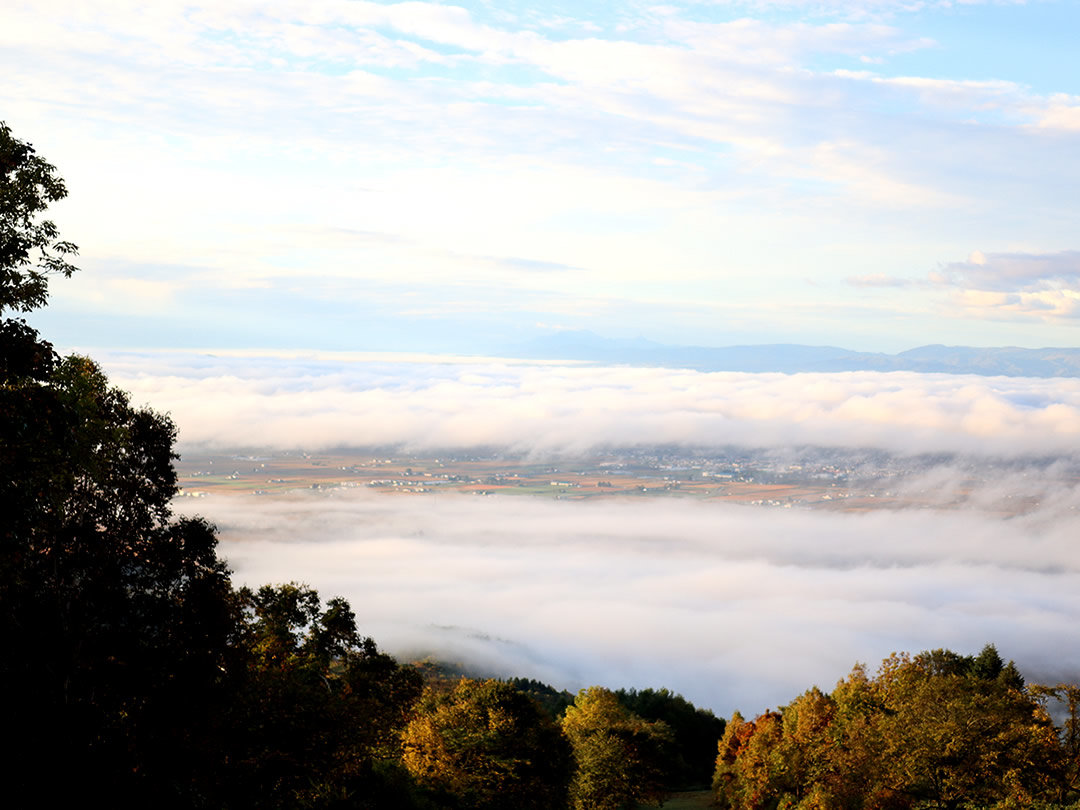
[561,686,673,810]
[1032,682,1080,803]
[401,678,572,809]
[712,709,788,810]
[714,646,1064,810]
[872,648,1060,808]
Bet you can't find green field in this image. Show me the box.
[648,790,716,809]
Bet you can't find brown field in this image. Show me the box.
[172,449,1030,514]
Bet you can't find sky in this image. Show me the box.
[5,0,1080,353]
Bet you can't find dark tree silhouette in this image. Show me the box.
[0,120,78,313]
[1,121,427,809]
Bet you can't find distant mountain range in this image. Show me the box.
[514,331,1080,378]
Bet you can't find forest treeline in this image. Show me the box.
[3,122,1080,809]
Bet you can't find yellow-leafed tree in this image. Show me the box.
[562,686,673,810]
[401,678,572,809]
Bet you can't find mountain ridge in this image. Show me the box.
[514,331,1080,377]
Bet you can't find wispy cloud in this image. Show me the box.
[929,250,1080,321]
[935,250,1080,292]
[701,1,1037,19]
[845,273,917,287]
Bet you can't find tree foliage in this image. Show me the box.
[1,344,237,803]
[562,686,674,810]
[1031,683,1080,803]
[615,686,726,789]
[215,583,424,809]
[0,120,78,314]
[401,678,572,809]
[508,676,575,719]
[714,645,1064,810]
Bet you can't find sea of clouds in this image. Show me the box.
[100,349,1080,457]
[96,349,1080,715]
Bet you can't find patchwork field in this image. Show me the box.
[173,448,1047,515]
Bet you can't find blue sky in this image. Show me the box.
[6,0,1080,353]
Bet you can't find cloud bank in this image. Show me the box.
[176,486,1080,716]
[98,350,1080,457]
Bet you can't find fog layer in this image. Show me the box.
[176,488,1080,716]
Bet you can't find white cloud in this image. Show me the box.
[928,250,1080,321]
[95,351,1080,456]
[1032,94,1080,132]
[937,250,1080,292]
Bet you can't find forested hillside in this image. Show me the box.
[715,646,1080,809]
[3,122,1079,809]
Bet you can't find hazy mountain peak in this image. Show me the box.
[513,335,1080,377]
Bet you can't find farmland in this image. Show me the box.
[174,447,1064,515]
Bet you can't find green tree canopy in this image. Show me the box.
[615,686,726,789]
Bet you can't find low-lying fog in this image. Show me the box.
[96,350,1080,716]
[174,488,1080,717]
